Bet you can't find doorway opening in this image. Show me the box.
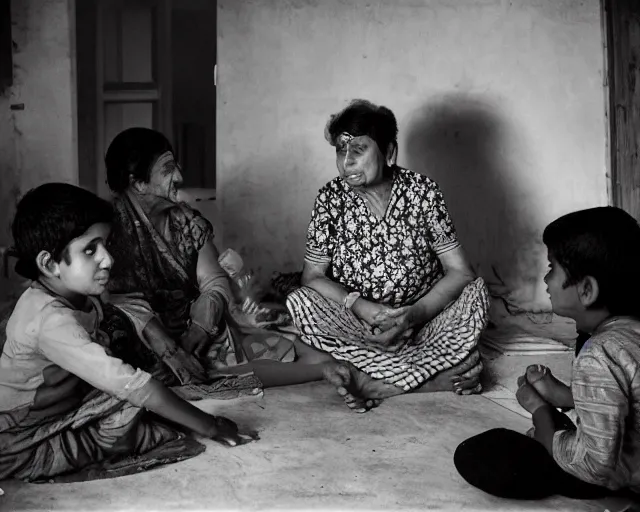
[76,0,217,198]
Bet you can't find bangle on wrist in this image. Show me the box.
[343,291,360,310]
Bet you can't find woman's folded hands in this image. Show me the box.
[352,298,423,349]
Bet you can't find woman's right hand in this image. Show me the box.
[352,298,387,326]
[352,298,407,330]
[142,379,260,447]
[208,416,260,447]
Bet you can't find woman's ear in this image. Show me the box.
[578,276,599,308]
[386,142,398,167]
[36,250,60,278]
[129,174,145,193]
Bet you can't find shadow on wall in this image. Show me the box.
[404,93,550,313]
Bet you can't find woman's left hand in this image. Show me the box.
[365,307,413,348]
[370,306,411,332]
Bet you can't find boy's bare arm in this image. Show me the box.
[37,309,255,446]
[142,379,254,446]
[532,405,557,454]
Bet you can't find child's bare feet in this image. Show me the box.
[517,364,573,408]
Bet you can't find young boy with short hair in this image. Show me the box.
[0,183,255,482]
[454,206,640,500]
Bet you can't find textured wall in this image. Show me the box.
[0,0,77,248]
[0,0,76,306]
[217,0,608,312]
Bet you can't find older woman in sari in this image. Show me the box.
[104,128,331,389]
[287,100,490,411]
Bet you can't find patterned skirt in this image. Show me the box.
[0,390,204,482]
[286,277,490,391]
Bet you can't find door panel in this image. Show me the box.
[96,0,170,197]
[606,0,640,219]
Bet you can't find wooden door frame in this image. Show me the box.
[604,0,640,218]
[94,0,172,197]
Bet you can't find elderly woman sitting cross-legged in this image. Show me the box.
[286,99,490,412]
[104,127,336,390]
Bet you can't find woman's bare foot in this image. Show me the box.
[418,350,483,395]
[517,364,573,408]
[323,362,401,413]
[324,350,484,412]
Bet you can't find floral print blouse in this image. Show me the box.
[304,167,460,307]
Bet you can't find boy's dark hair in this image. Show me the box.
[11,183,114,280]
[105,127,174,193]
[543,206,640,316]
[325,99,398,155]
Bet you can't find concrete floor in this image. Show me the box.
[0,364,634,512]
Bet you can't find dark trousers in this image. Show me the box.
[454,330,639,501]
[453,427,610,500]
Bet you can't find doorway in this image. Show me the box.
[76,0,217,198]
[605,0,640,218]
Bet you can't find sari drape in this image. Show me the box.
[107,192,294,371]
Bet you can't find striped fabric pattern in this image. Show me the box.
[287,278,490,391]
[553,317,640,492]
[0,390,183,481]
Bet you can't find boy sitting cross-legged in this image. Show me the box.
[454,207,640,501]
[0,183,256,482]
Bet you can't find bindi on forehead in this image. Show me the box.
[336,132,353,148]
[336,133,370,150]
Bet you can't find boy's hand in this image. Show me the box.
[209,416,259,447]
[516,380,548,415]
[516,364,575,409]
